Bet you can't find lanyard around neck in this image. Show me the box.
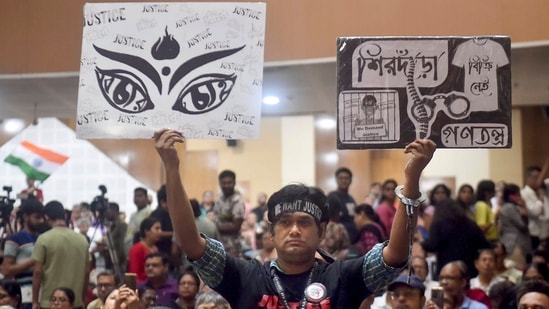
[270,261,317,309]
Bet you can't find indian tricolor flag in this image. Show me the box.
[4,141,69,182]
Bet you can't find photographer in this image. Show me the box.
[0,186,16,234]
[105,202,128,274]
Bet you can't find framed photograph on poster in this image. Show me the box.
[336,36,511,149]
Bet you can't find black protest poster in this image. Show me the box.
[336,36,511,149]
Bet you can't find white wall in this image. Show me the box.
[423,148,490,189]
[281,115,315,186]
[0,118,153,217]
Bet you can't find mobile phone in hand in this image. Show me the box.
[124,273,137,290]
[431,287,444,309]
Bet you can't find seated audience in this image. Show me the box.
[137,287,157,309]
[493,241,523,284]
[487,280,516,309]
[138,253,178,306]
[170,268,200,309]
[438,261,488,309]
[49,287,74,309]
[353,204,387,255]
[319,221,352,260]
[195,292,229,309]
[387,274,426,309]
[411,255,439,299]
[470,249,505,295]
[253,230,277,263]
[0,279,22,309]
[516,280,549,309]
[103,286,139,309]
[87,271,116,309]
[523,263,549,282]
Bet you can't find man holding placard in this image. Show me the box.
[155,129,435,308]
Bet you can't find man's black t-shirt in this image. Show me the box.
[214,255,370,309]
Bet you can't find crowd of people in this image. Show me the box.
[0,134,548,309]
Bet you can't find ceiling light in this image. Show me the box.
[262,96,280,105]
[323,152,338,165]
[3,119,25,133]
[316,117,336,130]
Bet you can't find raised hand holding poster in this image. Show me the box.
[77,2,266,139]
[336,36,511,149]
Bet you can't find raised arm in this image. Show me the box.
[383,139,436,266]
[154,129,206,260]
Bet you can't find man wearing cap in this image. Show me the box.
[154,129,436,309]
[387,275,426,309]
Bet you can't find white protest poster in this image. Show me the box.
[336,36,511,149]
[77,2,266,139]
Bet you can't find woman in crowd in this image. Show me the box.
[171,268,200,309]
[352,204,387,255]
[429,184,452,206]
[102,285,139,309]
[49,287,74,309]
[522,262,549,282]
[0,279,21,309]
[422,199,492,278]
[128,217,162,283]
[375,179,398,235]
[475,180,499,242]
[493,241,523,284]
[456,184,476,220]
[498,183,531,268]
[422,183,452,236]
[320,221,351,260]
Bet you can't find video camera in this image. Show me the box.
[0,186,15,226]
[90,185,108,223]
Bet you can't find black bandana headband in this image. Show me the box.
[271,200,325,223]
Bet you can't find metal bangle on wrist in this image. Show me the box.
[394,185,427,208]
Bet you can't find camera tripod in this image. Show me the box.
[90,217,123,282]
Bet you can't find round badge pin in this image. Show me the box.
[304,282,327,303]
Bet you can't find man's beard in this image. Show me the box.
[27,222,39,233]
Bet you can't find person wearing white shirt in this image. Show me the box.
[521,166,544,250]
[469,249,505,295]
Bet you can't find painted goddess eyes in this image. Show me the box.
[95,68,154,114]
[173,73,237,115]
